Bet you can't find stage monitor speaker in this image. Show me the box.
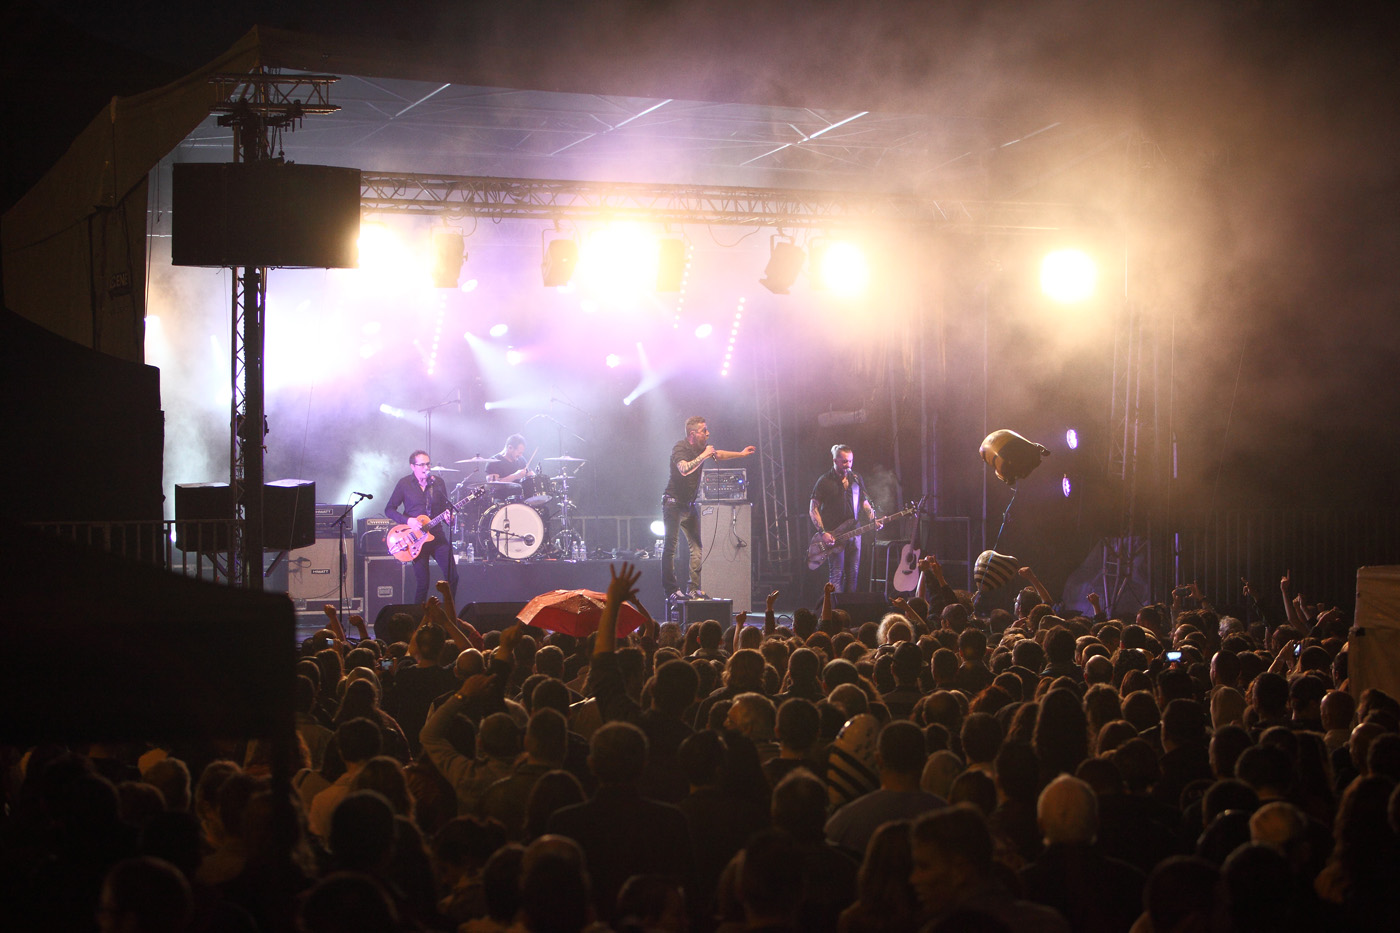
[265,480,315,550]
[695,502,752,611]
[364,557,409,629]
[172,162,361,269]
[372,603,424,644]
[674,598,733,628]
[833,592,891,627]
[461,601,528,634]
[287,536,355,603]
[174,482,230,551]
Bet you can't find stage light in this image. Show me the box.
[1066,428,1079,450]
[578,224,661,300]
[811,239,869,296]
[356,222,430,291]
[1062,474,1073,498]
[760,236,805,294]
[657,237,687,291]
[459,278,478,293]
[1041,249,1096,303]
[650,519,666,537]
[379,403,408,418]
[505,349,524,366]
[605,353,622,368]
[694,323,713,339]
[489,323,509,338]
[431,229,466,288]
[541,237,579,287]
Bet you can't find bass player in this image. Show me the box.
[810,444,881,593]
[385,450,458,603]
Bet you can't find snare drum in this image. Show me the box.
[478,502,546,560]
[520,470,555,506]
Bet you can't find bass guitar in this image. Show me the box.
[806,504,916,570]
[386,487,488,562]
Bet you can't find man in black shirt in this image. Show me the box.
[486,433,528,483]
[810,444,880,593]
[661,415,755,600]
[384,449,458,604]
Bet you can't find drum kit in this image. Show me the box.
[439,455,587,561]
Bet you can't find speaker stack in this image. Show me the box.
[695,502,753,611]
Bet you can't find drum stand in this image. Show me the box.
[552,473,583,556]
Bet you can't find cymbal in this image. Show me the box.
[429,466,459,473]
[455,457,492,465]
[543,455,587,463]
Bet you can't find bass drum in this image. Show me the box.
[478,502,546,560]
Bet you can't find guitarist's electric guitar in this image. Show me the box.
[386,487,488,562]
[806,504,916,570]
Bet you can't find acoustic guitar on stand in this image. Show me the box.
[386,487,488,562]
[806,504,916,570]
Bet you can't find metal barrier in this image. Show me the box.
[29,520,242,585]
[1170,510,1400,611]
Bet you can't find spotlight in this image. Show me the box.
[605,353,621,368]
[760,236,805,294]
[811,239,869,296]
[694,323,713,339]
[542,237,579,287]
[1062,474,1073,498]
[1040,249,1096,303]
[431,229,466,288]
[650,519,666,537]
[489,323,509,338]
[657,237,686,291]
[505,349,524,366]
[1066,428,1079,450]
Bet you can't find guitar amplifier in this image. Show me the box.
[699,468,747,502]
[359,517,396,557]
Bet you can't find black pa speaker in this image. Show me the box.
[460,601,529,633]
[174,482,231,551]
[833,592,891,627]
[265,480,315,550]
[172,162,361,269]
[372,603,424,644]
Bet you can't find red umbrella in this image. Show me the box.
[516,589,648,638]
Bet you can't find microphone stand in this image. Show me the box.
[337,492,373,630]
[418,394,458,457]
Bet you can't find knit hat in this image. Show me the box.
[826,713,880,810]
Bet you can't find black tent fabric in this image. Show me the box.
[0,528,294,746]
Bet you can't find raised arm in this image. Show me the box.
[1019,566,1053,607]
[764,590,779,637]
[714,445,756,461]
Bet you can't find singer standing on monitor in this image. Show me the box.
[385,450,458,604]
[810,444,879,593]
[662,415,755,600]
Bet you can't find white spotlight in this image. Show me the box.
[505,349,524,366]
[489,323,509,338]
[649,519,666,536]
[694,323,713,339]
[1066,428,1079,450]
[1041,249,1097,303]
[605,353,622,368]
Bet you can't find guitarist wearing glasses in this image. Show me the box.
[810,444,882,593]
[385,450,459,603]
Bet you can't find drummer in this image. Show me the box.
[486,433,529,485]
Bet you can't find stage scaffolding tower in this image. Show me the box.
[754,334,794,586]
[209,70,338,586]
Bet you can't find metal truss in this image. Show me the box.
[1101,300,1153,613]
[754,335,794,583]
[213,68,337,587]
[359,172,1087,231]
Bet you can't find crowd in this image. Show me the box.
[4,557,1400,933]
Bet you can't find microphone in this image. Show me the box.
[353,490,374,499]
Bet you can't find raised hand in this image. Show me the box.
[824,581,836,596]
[607,562,643,606]
[740,445,756,457]
[767,590,780,610]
